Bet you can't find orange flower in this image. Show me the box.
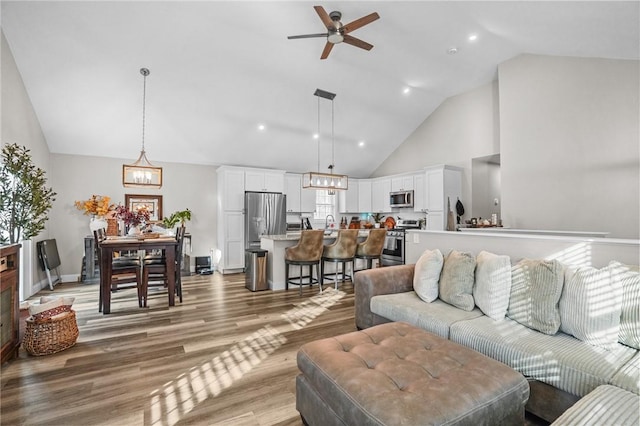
[75,195,115,217]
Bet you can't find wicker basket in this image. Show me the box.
[23,310,79,356]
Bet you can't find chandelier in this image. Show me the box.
[302,88,348,194]
[122,68,163,188]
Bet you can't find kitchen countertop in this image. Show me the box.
[263,230,373,241]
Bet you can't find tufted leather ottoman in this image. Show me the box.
[296,322,529,425]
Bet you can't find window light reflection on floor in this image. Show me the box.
[147,288,346,426]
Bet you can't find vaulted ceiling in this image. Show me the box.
[2,1,638,178]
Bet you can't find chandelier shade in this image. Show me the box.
[122,68,163,189]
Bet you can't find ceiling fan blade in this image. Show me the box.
[288,33,329,40]
[343,34,373,51]
[314,5,336,31]
[320,42,334,60]
[342,12,380,34]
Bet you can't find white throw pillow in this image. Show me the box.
[413,249,444,303]
[473,251,512,321]
[560,264,623,350]
[609,261,640,349]
[439,250,476,311]
[507,258,564,335]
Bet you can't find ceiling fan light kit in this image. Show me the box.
[123,68,163,189]
[287,5,380,59]
[303,88,348,193]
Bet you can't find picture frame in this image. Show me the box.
[125,194,163,221]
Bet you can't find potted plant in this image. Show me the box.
[162,209,192,230]
[0,143,56,244]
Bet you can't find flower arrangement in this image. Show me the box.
[115,205,150,227]
[74,195,114,217]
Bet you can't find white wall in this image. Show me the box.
[375,54,639,239]
[49,154,218,280]
[499,55,639,239]
[372,80,500,223]
[1,31,53,298]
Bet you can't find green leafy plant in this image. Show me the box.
[162,209,192,229]
[0,143,57,244]
[371,212,385,223]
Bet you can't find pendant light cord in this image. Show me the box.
[140,68,150,152]
[317,94,320,173]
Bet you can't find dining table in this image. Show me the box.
[98,236,179,314]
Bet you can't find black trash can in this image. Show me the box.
[245,249,268,291]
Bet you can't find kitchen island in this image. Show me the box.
[261,231,370,291]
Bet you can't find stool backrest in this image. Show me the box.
[356,228,387,256]
[326,229,359,258]
[288,229,325,261]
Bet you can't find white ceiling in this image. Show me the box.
[2,1,639,178]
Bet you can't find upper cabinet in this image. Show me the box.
[358,180,372,213]
[284,173,316,213]
[285,174,301,213]
[371,178,391,213]
[416,165,462,230]
[245,169,285,193]
[338,178,359,213]
[391,175,414,192]
[217,166,245,211]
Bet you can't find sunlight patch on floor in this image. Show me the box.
[147,288,346,425]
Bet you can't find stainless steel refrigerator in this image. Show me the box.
[244,191,286,249]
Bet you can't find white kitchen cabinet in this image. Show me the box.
[358,180,372,213]
[419,165,462,230]
[285,173,301,212]
[245,169,285,192]
[371,178,391,213]
[339,178,359,213]
[217,166,245,211]
[413,173,425,212]
[222,210,244,271]
[391,175,414,192]
[285,173,316,213]
[216,166,247,273]
[301,187,316,213]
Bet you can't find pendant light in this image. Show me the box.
[302,88,348,193]
[122,68,163,188]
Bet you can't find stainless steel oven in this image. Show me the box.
[381,229,405,266]
[381,220,420,266]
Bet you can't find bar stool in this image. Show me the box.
[285,230,325,295]
[354,228,386,271]
[321,229,359,290]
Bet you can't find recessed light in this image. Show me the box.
[447,47,458,55]
[313,133,319,139]
[468,34,478,42]
[403,87,411,95]
[257,124,266,131]
[358,141,365,147]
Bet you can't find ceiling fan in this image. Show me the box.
[288,6,380,59]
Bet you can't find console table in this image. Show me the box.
[1,244,21,363]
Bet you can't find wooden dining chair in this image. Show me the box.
[140,226,185,307]
[93,229,143,310]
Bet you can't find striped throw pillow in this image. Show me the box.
[610,261,640,349]
[473,251,512,321]
[560,264,622,349]
[507,258,564,335]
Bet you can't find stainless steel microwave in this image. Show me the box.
[389,190,414,208]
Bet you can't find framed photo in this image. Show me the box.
[125,194,163,221]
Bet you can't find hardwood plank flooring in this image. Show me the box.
[1,273,356,426]
[1,273,548,426]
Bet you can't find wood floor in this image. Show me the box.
[2,273,549,426]
[1,273,357,426]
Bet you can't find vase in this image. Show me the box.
[127,225,142,236]
[89,216,107,233]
